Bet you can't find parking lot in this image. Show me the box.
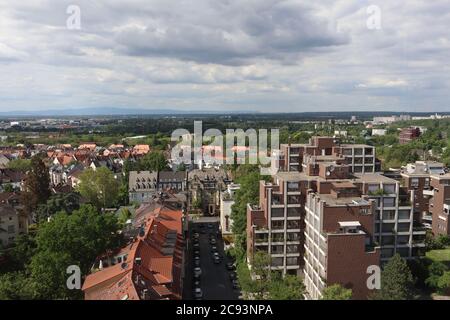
[183,220,240,300]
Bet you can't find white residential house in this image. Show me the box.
[220,184,240,235]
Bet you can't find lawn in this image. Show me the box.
[426,246,450,267]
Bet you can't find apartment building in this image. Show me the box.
[355,174,426,262]
[429,173,450,236]
[401,161,444,224]
[0,192,28,248]
[399,127,421,145]
[304,184,379,299]
[247,172,307,276]
[280,136,379,174]
[129,171,188,204]
[220,184,240,235]
[82,202,185,300]
[247,138,426,299]
[400,161,450,236]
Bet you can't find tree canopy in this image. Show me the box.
[321,284,353,300]
[77,167,119,209]
[375,254,414,300]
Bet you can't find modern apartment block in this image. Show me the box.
[247,137,426,299]
[247,173,306,276]
[429,173,450,236]
[280,136,379,174]
[401,161,450,236]
[304,184,379,299]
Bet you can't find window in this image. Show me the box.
[286,257,299,266]
[381,223,395,233]
[287,182,300,192]
[271,257,284,267]
[383,198,395,207]
[424,179,430,188]
[287,195,300,204]
[287,220,301,229]
[343,148,352,156]
[287,207,301,217]
[271,220,284,230]
[381,236,395,245]
[411,178,419,188]
[271,245,284,254]
[383,184,396,194]
[397,235,409,245]
[287,232,300,241]
[271,208,284,218]
[398,210,411,220]
[287,245,299,253]
[382,210,395,220]
[271,233,284,242]
[397,223,410,232]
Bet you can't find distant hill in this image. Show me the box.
[0,107,259,117]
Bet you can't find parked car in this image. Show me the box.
[209,239,216,245]
[210,246,217,253]
[229,271,237,281]
[193,288,203,300]
[207,224,213,229]
[194,267,202,277]
[232,279,240,289]
[213,256,221,264]
[193,243,200,249]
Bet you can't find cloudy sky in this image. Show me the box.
[0,0,449,113]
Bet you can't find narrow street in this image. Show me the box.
[183,218,240,300]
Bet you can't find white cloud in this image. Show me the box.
[0,0,449,112]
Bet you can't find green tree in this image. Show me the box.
[21,154,51,214]
[0,272,33,300]
[321,284,353,300]
[7,159,32,172]
[35,192,80,223]
[117,207,133,226]
[27,205,121,299]
[437,271,450,295]
[425,261,448,290]
[139,151,168,172]
[77,167,119,209]
[231,168,269,254]
[375,254,414,300]
[268,274,305,300]
[7,234,36,271]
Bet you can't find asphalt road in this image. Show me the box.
[183,219,240,300]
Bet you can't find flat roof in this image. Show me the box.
[353,173,397,184]
[340,144,374,148]
[318,194,367,206]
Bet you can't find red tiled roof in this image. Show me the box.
[82,203,184,300]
